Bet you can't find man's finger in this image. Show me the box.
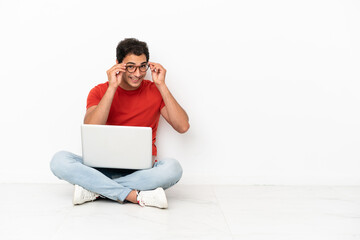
[110,66,126,73]
[149,62,163,67]
[149,62,159,68]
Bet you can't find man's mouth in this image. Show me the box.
[129,76,141,84]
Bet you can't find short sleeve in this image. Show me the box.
[86,85,102,109]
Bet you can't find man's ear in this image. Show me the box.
[116,59,119,64]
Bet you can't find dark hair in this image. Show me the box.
[116,38,149,63]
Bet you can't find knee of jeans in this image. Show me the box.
[50,151,72,179]
[162,158,183,184]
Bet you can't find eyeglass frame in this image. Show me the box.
[125,62,150,73]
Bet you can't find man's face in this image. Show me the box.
[119,53,148,90]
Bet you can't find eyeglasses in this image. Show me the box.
[125,64,149,73]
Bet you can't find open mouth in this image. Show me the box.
[129,76,141,84]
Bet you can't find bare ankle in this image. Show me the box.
[125,190,138,204]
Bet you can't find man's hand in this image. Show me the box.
[149,62,166,86]
[106,63,126,90]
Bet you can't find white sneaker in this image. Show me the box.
[137,188,168,209]
[73,185,100,205]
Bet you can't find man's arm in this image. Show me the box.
[149,62,190,134]
[84,87,116,124]
[84,63,126,124]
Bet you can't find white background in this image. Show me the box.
[0,0,359,185]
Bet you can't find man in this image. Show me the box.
[50,38,189,209]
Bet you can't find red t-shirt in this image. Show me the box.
[86,80,165,156]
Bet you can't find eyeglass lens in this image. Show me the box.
[126,64,149,73]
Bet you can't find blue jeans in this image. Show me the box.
[50,151,183,202]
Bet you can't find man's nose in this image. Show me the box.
[134,67,141,77]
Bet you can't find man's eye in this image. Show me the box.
[127,65,135,70]
[140,65,147,69]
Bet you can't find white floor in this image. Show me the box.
[1,184,360,240]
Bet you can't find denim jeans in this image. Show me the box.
[50,151,183,202]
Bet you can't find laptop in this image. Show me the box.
[81,124,153,169]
